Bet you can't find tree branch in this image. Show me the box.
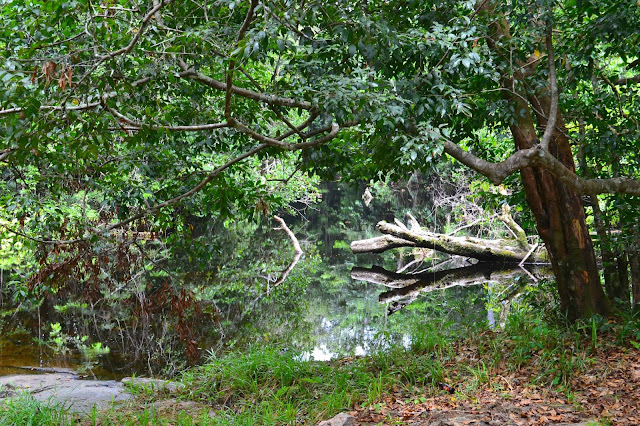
[237,66,310,140]
[0,148,13,162]
[105,105,228,131]
[231,119,340,150]
[71,1,172,92]
[539,18,558,151]
[1,144,268,245]
[177,59,314,110]
[0,77,152,117]
[98,0,172,61]
[273,215,303,254]
[614,75,640,86]
[4,113,340,246]
[270,215,304,288]
[225,0,258,121]
[442,140,640,196]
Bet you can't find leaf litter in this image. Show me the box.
[351,337,640,425]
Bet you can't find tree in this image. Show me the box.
[1,0,639,319]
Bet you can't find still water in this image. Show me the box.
[0,181,545,378]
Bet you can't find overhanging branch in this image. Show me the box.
[0,77,152,117]
[230,119,340,150]
[442,140,640,197]
[177,59,314,110]
[271,215,303,288]
[0,143,268,245]
[97,0,173,61]
[105,105,228,132]
[614,75,640,86]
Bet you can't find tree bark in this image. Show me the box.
[590,195,618,299]
[577,122,618,299]
[630,251,640,307]
[523,94,608,318]
[481,7,609,319]
[615,251,630,305]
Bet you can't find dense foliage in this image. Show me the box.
[1,0,639,317]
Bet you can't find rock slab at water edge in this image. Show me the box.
[0,373,132,414]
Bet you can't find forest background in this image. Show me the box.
[1,0,640,423]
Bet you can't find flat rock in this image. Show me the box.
[0,373,131,414]
[317,412,355,426]
[120,376,185,393]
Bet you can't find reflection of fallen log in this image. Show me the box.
[351,208,545,263]
[351,264,548,314]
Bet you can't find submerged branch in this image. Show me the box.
[273,215,303,255]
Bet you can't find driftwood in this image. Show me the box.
[351,207,545,263]
[351,264,548,314]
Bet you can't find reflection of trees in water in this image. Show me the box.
[273,179,516,358]
[1,179,542,375]
[302,264,499,358]
[352,264,548,316]
[0,287,203,377]
[0,219,319,377]
[294,170,498,268]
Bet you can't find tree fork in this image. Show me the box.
[480,2,608,319]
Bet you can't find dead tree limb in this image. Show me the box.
[498,204,528,248]
[351,221,544,262]
[351,210,544,263]
[271,215,303,288]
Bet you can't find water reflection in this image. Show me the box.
[1,180,549,376]
[352,263,548,315]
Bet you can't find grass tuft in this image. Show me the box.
[0,393,72,426]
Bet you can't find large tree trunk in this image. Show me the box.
[577,122,619,299]
[522,96,608,318]
[590,195,619,299]
[483,7,609,319]
[616,251,630,305]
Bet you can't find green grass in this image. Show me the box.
[169,307,635,423]
[176,339,453,425]
[0,393,72,426]
[2,304,639,425]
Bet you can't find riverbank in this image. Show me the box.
[1,309,639,425]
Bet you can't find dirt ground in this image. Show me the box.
[350,343,640,425]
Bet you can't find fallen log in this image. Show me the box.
[351,208,545,263]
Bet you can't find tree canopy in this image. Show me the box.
[1,0,640,318]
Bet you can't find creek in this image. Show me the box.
[0,180,546,379]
